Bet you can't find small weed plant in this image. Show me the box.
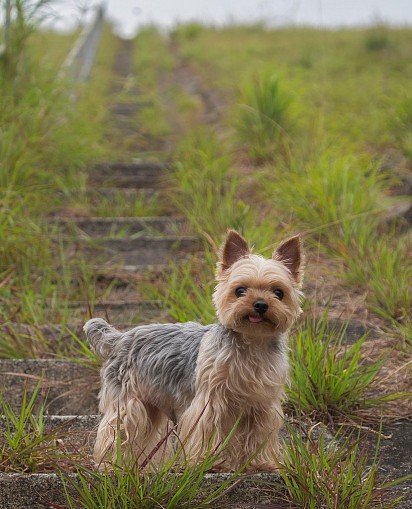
[279,425,406,509]
[287,314,395,422]
[0,385,65,472]
[364,26,392,52]
[174,129,247,238]
[237,72,292,162]
[64,426,240,509]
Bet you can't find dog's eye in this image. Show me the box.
[235,287,247,297]
[273,288,284,300]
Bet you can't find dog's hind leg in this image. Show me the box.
[123,398,171,466]
[93,403,120,467]
[94,395,170,468]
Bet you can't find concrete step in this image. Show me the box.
[378,421,412,506]
[66,299,167,324]
[109,102,139,117]
[0,414,99,449]
[91,161,168,188]
[84,187,158,198]
[1,422,409,509]
[0,359,98,415]
[324,317,372,344]
[0,472,285,509]
[54,216,186,237]
[94,161,167,175]
[0,315,167,357]
[67,235,199,266]
[90,174,167,188]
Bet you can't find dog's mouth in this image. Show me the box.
[245,314,276,326]
[248,314,263,323]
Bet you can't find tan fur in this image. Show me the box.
[178,327,288,470]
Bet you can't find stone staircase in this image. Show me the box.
[0,170,199,506]
[0,39,202,508]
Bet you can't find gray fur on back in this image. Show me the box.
[96,321,220,420]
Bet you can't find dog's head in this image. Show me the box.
[213,230,304,339]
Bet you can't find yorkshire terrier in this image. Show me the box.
[84,230,304,470]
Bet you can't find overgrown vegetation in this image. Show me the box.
[0,385,65,472]
[0,2,120,339]
[279,425,406,509]
[287,315,395,422]
[147,24,411,505]
[237,72,292,162]
[64,431,239,508]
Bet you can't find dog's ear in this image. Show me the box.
[219,230,249,271]
[273,235,304,286]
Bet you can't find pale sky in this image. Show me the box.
[47,0,412,36]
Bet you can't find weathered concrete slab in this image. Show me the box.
[0,317,168,357]
[0,360,98,415]
[84,186,157,198]
[69,235,199,265]
[66,299,168,324]
[95,262,171,276]
[325,317,372,344]
[55,216,186,237]
[379,421,412,507]
[91,173,167,188]
[110,102,139,117]
[0,473,76,509]
[94,161,167,175]
[0,414,99,450]
[91,162,168,188]
[0,472,287,509]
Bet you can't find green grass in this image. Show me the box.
[393,96,412,157]
[286,314,399,422]
[132,27,174,150]
[65,462,235,509]
[264,149,387,249]
[345,233,411,329]
[260,147,411,328]
[364,26,392,52]
[279,425,407,509]
[236,72,292,162]
[173,129,246,238]
[0,3,128,355]
[64,428,240,509]
[0,385,66,472]
[149,253,216,324]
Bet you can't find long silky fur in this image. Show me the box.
[84,231,304,470]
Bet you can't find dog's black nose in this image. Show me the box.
[254,300,268,315]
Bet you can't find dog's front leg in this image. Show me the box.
[178,393,232,468]
[242,403,283,471]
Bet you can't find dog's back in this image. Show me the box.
[84,318,217,419]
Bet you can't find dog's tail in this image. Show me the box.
[84,318,122,360]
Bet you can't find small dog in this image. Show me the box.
[84,230,304,470]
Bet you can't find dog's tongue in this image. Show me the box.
[248,315,263,323]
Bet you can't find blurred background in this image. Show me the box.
[17,0,412,36]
